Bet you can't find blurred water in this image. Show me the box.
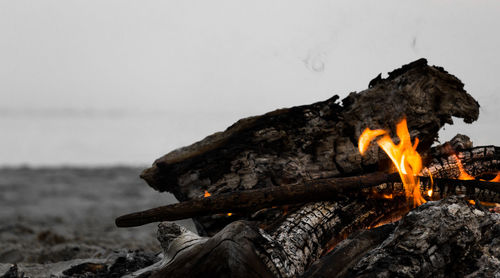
[0,105,497,167]
[0,109,240,167]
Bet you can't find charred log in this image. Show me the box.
[342,196,500,278]
[255,197,408,278]
[140,59,480,236]
[300,223,397,278]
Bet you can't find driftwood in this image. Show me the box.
[140,58,480,236]
[148,221,274,278]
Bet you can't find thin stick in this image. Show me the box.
[116,172,399,227]
[115,173,500,227]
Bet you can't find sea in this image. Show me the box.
[0,108,241,167]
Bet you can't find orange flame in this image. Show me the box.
[426,189,433,198]
[359,118,426,207]
[204,190,211,197]
[453,154,500,183]
[491,172,500,182]
[452,154,475,180]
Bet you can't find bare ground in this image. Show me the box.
[0,167,194,276]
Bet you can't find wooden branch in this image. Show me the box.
[116,172,399,227]
[115,172,500,228]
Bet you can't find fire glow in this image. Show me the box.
[453,154,500,184]
[204,190,232,216]
[359,118,426,207]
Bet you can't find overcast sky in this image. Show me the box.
[0,1,499,166]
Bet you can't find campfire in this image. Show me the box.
[115,59,500,278]
[359,117,427,207]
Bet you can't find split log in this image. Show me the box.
[140,58,480,236]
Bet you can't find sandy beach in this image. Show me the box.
[0,167,194,275]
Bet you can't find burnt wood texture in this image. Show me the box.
[140,58,480,236]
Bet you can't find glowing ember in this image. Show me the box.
[359,118,426,207]
[452,154,475,180]
[452,155,500,183]
[426,189,433,198]
[204,190,211,197]
[382,193,393,199]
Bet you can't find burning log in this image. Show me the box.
[140,58,480,236]
[119,140,500,227]
[119,60,500,278]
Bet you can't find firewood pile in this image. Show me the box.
[113,59,500,278]
[8,59,495,278]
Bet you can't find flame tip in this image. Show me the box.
[358,118,426,207]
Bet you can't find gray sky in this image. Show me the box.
[0,1,499,166]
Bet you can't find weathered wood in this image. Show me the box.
[140,59,480,236]
[149,221,275,278]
